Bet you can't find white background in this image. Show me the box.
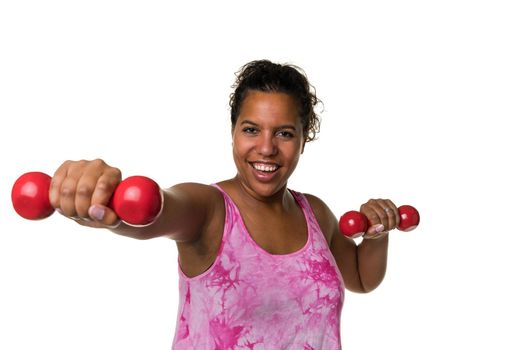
[1,1,523,349]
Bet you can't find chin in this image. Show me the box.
[252,180,288,198]
[237,175,286,198]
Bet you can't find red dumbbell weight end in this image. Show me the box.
[12,172,162,226]
[11,172,54,220]
[109,176,163,226]
[339,205,420,237]
[397,205,420,232]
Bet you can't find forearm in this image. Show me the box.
[108,189,179,240]
[357,235,389,292]
[108,185,208,241]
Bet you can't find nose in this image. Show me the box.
[257,132,277,156]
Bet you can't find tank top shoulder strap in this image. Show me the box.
[211,183,237,237]
[288,189,323,238]
[288,190,312,219]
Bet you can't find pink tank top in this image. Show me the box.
[173,186,345,349]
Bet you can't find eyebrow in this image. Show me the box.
[240,119,297,130]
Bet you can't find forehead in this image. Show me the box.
[238,91,301,126]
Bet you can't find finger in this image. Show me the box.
[89,169,121,226]
[361,201,376,221]
[360,199,384,227]
[384,199,400,230]
[88,204,121,227]
[74,170,104,219]
[363,199,398,231]
[75,218,106,228]
[367,223,385,236]
[375,200,397,231]
[90,169,122,206]
[71,214,116,229]
[363,229,389,240]
[58,174,81,217]
[57,160,92,217]
[55,207,78,220]
[49,161,71,209]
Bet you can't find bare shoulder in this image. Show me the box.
[163,182,225,242]
[168,182,225,225]
[170,183,227,277]
[168,182,223,206]
[303,193,338,245]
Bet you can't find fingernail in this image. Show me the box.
[89,205,105,221]
[375,224,385,233]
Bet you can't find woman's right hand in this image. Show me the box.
[49,159,122,228]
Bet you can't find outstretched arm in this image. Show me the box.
[49,159,221,242]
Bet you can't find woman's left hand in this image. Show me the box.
[360,199,400,240]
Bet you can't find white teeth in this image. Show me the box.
[252,163,278,172]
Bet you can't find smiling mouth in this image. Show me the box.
[249,162,280,173]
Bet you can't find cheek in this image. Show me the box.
[283,142,303,163]
[232,135,250,160]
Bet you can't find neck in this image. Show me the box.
[230,175,293,213]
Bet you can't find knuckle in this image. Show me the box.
[91,158,106,168]
[95,180,113,193]
[105,167,122,181]
[112,168,122,179]
[74,160,87,170]
[76,184,94,198]
[67,160,84,175]
[60,185,75,198]
[54,161,70,176]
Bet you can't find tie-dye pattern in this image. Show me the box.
[173,186,345,349]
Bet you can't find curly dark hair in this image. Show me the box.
[229,60,322,142]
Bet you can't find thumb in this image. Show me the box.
[363,223,388,240]
[368,223,385,235]
[88,204,121,228]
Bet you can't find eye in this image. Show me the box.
[242,127,258,135]
[276,130,295,139]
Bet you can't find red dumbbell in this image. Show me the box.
[11,172,163,226]
[339,205,420,238]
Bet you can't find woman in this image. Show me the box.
[49,60,398,349]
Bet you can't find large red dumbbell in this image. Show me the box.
[11,171,163,226]
[339,205,420,238]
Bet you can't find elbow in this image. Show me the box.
[360,275,385,293]
[360,283,379,294]
[347,274,385,293]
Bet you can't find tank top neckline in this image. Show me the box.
[178,184,316,281]
[213,183,313,259]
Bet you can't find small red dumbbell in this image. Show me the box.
[339,205,420,238]
[12,172,162,226]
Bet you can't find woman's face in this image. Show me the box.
[232,90,304,199]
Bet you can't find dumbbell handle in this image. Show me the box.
[339,205,420,238]
[11,172,163,226]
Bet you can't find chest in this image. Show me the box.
[240,207,308,255]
